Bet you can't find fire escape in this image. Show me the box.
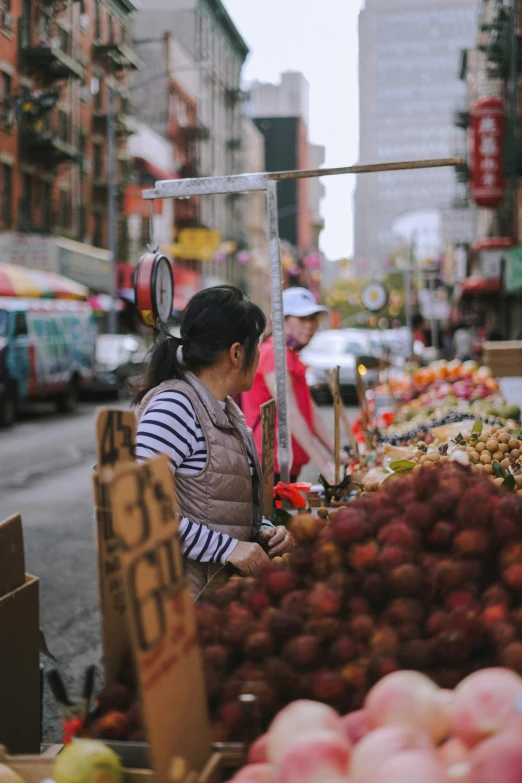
[17,0,84,232]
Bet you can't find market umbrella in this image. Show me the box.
[0,263,88,300]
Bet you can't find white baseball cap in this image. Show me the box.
[282,287,329,317]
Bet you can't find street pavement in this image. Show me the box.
[0,398,346,742]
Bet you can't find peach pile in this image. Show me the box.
[196,463,522,738]
[231,668,522,783]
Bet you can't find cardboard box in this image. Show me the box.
[483,341,522,378]
[0,515,40,754]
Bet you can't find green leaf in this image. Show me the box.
[503,474,516,491]
[472,419,484,434]
[492,460,503,478]
[389,459,416,473]
[513,428,521,439]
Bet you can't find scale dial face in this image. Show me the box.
[135,253,174,326]
[152,256,174,323]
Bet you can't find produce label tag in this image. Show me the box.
[111,457,211,781]
[261,399,276,518]
[94,408,137,684]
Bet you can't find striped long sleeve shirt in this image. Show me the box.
[135,390,272,563]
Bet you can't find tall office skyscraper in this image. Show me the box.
[354,0,479,271]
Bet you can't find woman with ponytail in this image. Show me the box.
[132,285,293,599]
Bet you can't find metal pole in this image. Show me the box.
[266,180,291,484]
[107,85,118,335]
[429,271,438,352]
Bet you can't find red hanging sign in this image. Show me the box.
[470,97,506,209]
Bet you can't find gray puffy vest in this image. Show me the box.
[135,372,263,542]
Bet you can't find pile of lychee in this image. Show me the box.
[231,668,522,783]
[196,462,522,739]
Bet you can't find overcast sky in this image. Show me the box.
[225,0,364,262]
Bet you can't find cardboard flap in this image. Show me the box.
[260,399,275,518]
[111,457,211,782]
[0,514,25,598]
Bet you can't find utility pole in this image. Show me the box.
[107,85,118,335]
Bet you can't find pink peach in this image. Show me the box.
[451,668,522,747]
[278,730,352,783]
[469,732,522,783]
[372,750,449,783]
[268,700,343,763]
[349,724,433,782]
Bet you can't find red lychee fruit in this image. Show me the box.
[350,614,375,642]
[427,521,455,549]
[340,662,368,690]
[248,733,269,764]
[266,568,296,597]
[503,564,522,591]
[444,591,478,611]
[425,610,450,637]
[395,622,421,642]
[263,657,298,696]
[431,489,461,518]
[413,465,440,499]
[369,654,400,679]
[203,645,230,673]
[282,635,321,670]
[436,559,469,591]
[349,541,379,571]
[244,632,274,661]
[488,621,517,651]
[456,488,492,528]
[280,589,309,618]
[329,635,358,666]
[482,604,508,627]
[500,542,522,569]
[378,545,409,572]
[225,606,255,644]
[454,529,489,556]
[483,583,510,606]
[362,572,388,606]
[219,701,244,729]
[307,584,342,617]
[312,542,343,580]
[371,625,399,655]
[404,502,433,530]
[312,670,347,703]
[435,629,474,663]
[378,522,419,551]
[386,598,424,624]
[493,495,522,540]
[348,596,371,616]
[512,607,522,634]
[214,580,241,606]
[306,617,344,642]
[500,641,522,673]
[331,509,370,546]
[248,590,271,614]
[288,545,314,572]
[389,564,423,596]
[269,610,303,644]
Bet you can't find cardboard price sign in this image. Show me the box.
[111,457,211,782]
[94,408,137,684]
[261,398,276,517]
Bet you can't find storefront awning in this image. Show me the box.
[503,247,522,294]
[460,276,502,295]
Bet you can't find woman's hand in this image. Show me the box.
[226,541,269,575]
[259,526,294,557]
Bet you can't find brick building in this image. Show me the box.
[0,0,140,292]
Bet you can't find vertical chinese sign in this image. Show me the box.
[470,97,506,209]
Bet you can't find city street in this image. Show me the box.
[0,399,346,741]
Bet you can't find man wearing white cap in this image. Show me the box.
[242,287,336,482]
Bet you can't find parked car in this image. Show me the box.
[301,329,379,404]
[82,334,150,400]
[0,297,96,427]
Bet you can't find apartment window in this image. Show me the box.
[93,144,102,179]
[43,183,52,228]
[1,164,12,228]
[1,72,11,126]
[22,173,32,221]
[59,190,69,228]
[94,0,100,40]
[93,213,103,246]
[58,110,68,142]
[1,0,11,30]
[59,26,69,54]
[108,14,114,42]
